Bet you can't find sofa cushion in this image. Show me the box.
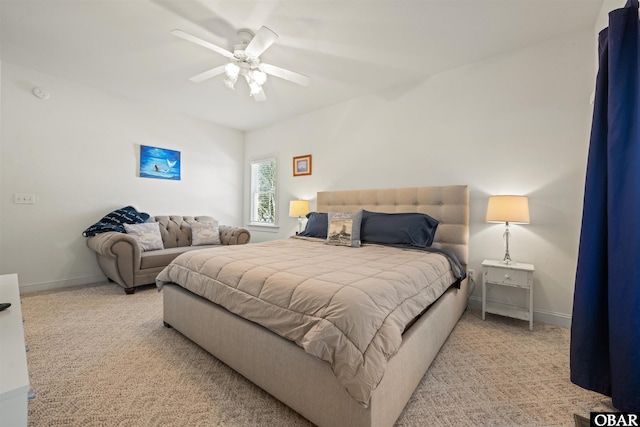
[140,245,219,269]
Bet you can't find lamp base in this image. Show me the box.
[502,222,513,265]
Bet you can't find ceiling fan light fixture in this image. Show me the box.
[249,84,261,96]
[224,76,237,90]
[225,62,240,78]
[247,79,262,96]
[249,69,267,85]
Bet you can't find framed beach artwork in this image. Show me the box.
[293,154,312,176]
[139,145,181,181]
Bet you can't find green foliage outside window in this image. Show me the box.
[251,159,277,225]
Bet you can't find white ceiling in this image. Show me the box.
[0,0,603,131]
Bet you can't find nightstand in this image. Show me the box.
[482,259,535,331]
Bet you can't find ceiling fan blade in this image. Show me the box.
[260,63,310,86]
[252,88,267,102]
[244,26,278,58]
[189,65,226,83]
[171,29,234,59]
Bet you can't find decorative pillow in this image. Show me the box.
[190,220,221,246]
[299,212,328,238]
[123,222,164,251]
[82,206,150,237]
[361,210,439,247]
[326,211,363,248]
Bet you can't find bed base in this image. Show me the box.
[163,278,467,427]
[163,185,469,426]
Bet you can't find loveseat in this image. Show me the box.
[86,215,250,294]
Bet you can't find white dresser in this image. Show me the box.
[0,274,30,426]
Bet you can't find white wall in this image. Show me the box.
[244,29,596,327]
[0,62,244,292]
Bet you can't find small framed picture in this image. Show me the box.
[293,154,312,176]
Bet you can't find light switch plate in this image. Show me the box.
[14,193,36,204]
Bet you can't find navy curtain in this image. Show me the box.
[571,0,640,413]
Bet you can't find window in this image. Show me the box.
[250,158,277,226]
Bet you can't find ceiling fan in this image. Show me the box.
[171,27,310,101]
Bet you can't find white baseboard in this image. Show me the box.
[532,307,572,329]
[19,275,106,294]
[467,296,571,329]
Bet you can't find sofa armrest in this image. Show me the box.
[219,225,251,245]
[86,232,141,288]
[86,232,138,258]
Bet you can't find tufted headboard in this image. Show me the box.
[316,185,469,266]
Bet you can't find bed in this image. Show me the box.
[157,185,469,427]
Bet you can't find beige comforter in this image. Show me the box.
[156,237,458,405]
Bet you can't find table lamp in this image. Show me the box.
[486,195,530,264]
[289,200,310,234]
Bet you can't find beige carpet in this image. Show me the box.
[21,282,613,427]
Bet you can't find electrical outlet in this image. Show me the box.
[468,269,475,281]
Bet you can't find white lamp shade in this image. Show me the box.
[289,200,310,217]
[486,195,530,224]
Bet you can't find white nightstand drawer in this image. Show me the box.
[485,268,530,288]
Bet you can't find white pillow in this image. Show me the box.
[190,220,221,246]
[124,222,164,251]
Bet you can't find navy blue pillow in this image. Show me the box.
[83,206,150,237]
[299,212,328,238]
[361,210,439,247]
